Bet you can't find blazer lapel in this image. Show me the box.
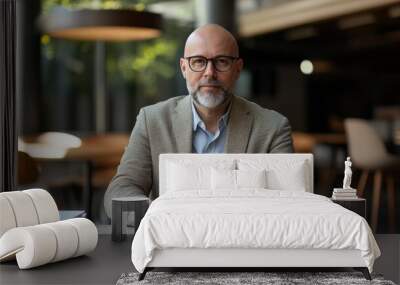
[225,96,253,153]
[172,95,193,153]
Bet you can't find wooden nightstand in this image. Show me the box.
[331,198,366,218]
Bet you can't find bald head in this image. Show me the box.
[180,24,243,111]
[184,24,239,58]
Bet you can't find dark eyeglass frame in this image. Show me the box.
[183,55,240,72]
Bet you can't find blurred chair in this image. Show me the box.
[394,119,400,146]
[18,132,128,221]
[19,132,81,159]
[368,120,392,143]
[374,106,400,149]
[292,132,316,153]
[36,132,81,148]
[17,151,40,187]
[19,133,85,212]
[345,118,400,232]
[82,134,129,188]
[374,105,400,121]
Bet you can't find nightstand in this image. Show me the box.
[111,197,150,242]
[331,198,366,218]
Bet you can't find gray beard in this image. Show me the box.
[194,92,224,108]
[191,89,231,109]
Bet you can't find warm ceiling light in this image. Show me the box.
[389,5,400,18]
[300,60,313,75]
[338,14,375,30]
[38,8,162,41]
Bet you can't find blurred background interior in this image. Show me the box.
[16,0,400,232]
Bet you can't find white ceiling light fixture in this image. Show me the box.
[300,60,314,74]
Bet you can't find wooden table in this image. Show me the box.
[292,132,347,153]
[21,133,129,219]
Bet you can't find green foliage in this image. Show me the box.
[42,0,156,13]
[41,0,192,99]
[112,39,177,96]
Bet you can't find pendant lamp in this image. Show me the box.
[38,8,162,41]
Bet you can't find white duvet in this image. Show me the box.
[131,190,380,273]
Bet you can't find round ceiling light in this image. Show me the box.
[38,8,162,41]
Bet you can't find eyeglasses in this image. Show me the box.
[184,56,239,72]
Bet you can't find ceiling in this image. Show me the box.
[238,0,400,67]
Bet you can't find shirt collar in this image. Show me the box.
[191,98,231,131]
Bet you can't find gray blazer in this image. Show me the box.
[104,95,293,217]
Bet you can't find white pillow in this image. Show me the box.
[238,159,307,191]
[237,169,267,188]
[211,168,236,190]
[211,168,267,190]
[166,159,235,192]
[167,162,210,191]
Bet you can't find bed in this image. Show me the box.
[131,154,380,280]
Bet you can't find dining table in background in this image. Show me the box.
[20,133,130,220]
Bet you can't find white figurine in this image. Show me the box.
[343,157,353,189]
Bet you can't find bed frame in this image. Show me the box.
[138,154,372,281]
[140,248,370,280]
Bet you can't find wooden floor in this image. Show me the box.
[0,234,398,284]
[373,234,400,283]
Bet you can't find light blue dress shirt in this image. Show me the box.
[191,101,230,154]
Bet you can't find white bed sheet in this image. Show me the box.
[131,190,380,273]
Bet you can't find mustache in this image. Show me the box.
[196,80,226,92]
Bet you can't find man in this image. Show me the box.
[104,24,293,218]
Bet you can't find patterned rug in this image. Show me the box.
[116,271,396,285]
